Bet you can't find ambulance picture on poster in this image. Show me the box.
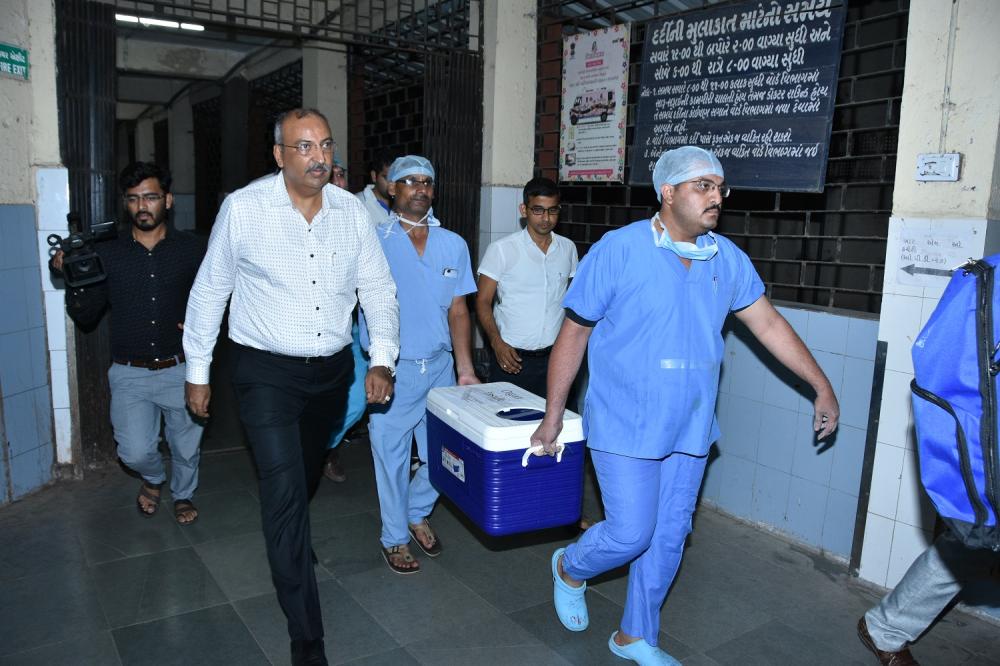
[560,25,630,183]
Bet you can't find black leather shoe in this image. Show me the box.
[291,638,328,666]
[857,618,919,665]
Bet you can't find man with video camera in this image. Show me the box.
[50,162,207,525]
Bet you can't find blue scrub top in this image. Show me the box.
[564,220,764,459]
[361,222,476,360]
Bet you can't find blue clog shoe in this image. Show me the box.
[608,632,681,665]
[551,547,588,631]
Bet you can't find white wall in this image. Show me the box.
[859,0,1000,593]
[0,0,61,204]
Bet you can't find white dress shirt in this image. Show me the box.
[184,172,399,384]
[356,184,391,227]
[478,229,578,350]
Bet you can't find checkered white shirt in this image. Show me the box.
[184,172,399,384]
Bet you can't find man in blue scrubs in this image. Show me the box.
[531,146,840,665]
[362,155,480,574]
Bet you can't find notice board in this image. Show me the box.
[631,0,846,192]
[560,25,630,183]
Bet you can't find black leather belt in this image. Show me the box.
[515,346,553,358]
[114,353,185,370]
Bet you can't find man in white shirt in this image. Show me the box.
[183,108,399,666]
[357,150,395,226]
[476,177,578,398]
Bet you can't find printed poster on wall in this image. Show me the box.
[560,24,630,183]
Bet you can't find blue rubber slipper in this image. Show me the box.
[608,632,681,665]
[551,547,588,631]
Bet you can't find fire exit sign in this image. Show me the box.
[0,43,29,81]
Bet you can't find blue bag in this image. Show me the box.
[911,255,1000,550]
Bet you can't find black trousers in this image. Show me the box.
[231,343,353,641]
[488,347,551,398]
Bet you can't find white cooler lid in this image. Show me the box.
[427,382,584,452]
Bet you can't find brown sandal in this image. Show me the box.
[408,519,443,557]
[136,481,162,517]
[173,499,199,525]
[382,545,420,575]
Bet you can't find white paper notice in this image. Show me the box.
[560,25,630,183]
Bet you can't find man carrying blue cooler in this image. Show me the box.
[361,155,480,574]
[530,146,841,665]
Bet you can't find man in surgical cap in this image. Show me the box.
[530,146,840,664]
[359,155,480,575]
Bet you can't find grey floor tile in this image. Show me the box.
[112,604,268,666]
[176,487,261,545]
[194,530,332,602]
[428,528,556,613]
[338,557,501,645]
[0,630,121,666]
[309,467,381,520]
[311,511,385,578]
[0,564,108,657]
[705,618,866,665]
[0,516,88,582]
[76,502,191,565]
[654,569,775,653]
[507,594,689,665]
[901,633,982,666]
[404,615,569,666]
[340,648,420,666]
[196,449,259,494]
[678,654,722,666]
[919,608,1000,661]
[234,579,400,666]
[334,436,375,472]
[91,547,228,628]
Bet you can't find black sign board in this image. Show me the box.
[631,0,846,192]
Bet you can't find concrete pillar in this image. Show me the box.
[134,117,155,163]
[220,75,250,193]
[478,0,536,264]
[302,44,349,161]
[168,99,196,230]
[858,0,1000,591]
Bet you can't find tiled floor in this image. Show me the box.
[1,439,997,665]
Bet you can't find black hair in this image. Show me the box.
[522,177,560,206]
[367,150,397,178]
[119,162,172,193]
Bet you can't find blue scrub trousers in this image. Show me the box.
[327,323,367,449]
[562,448,708,647]
[368,352,454,548]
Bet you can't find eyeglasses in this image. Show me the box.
[280,139,336,156]
[527,205,562,217]
[681,179,730,198]
[397,177,434,189]
[123,193,165,205]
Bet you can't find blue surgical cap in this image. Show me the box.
[388,155,435,182]
[652,146,724,201]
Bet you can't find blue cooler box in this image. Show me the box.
[427,382,585,536]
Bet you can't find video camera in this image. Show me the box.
[47,212,117,288]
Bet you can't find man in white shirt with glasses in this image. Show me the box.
[476,177,578,399]
[184,108,399,666]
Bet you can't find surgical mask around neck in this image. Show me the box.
[390,208,440,230]
[651,213,719,261]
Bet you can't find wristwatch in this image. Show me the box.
[376,365,396,378]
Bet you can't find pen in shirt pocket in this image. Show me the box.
[712,275,718,294]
